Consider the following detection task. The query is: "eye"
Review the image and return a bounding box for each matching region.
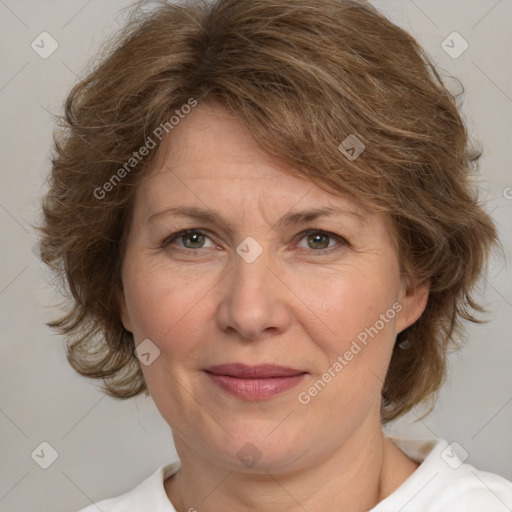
[161,229,347,254]
[295,230,346,253]
[162,229,216,250]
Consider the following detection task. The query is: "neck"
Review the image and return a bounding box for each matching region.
[165,418,418,511]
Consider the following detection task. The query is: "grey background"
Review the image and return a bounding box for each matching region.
[0,1,511,511]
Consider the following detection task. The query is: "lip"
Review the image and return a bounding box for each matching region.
[205,363,306,378]
[204,363,308,400]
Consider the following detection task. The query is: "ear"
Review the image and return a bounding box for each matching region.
[395,276,430,335]
[117,286,133,333]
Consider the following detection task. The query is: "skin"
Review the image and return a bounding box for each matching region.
[119,104,429,511]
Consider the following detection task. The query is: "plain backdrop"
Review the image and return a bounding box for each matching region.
[0,1,511,511]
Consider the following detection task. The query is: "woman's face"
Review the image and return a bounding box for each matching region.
[119,105,427,472]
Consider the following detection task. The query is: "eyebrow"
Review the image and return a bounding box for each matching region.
[148,205,366,231]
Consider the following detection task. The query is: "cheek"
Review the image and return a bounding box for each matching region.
[296,271,400,418]
[314,264,401,352]
[123,270,215,407]
[122,259,209,346]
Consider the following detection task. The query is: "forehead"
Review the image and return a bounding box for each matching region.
[147,105,304,183]
[137,105,367,218]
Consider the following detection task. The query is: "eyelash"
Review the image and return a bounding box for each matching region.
[161,229,347,256]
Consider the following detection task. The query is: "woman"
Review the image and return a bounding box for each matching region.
[39,0,512,510]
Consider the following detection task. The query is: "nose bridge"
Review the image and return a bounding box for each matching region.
[216,237,290,339]
[234,237,271,294]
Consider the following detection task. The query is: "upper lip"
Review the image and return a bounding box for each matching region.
[204,363,307,379]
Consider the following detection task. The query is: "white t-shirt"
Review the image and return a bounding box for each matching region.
[77,437,512,511]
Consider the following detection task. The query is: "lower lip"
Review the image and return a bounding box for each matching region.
[205,372,307,400]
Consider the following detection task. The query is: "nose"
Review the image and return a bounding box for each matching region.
[216,245,292,341]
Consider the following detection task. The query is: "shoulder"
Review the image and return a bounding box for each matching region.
[373,437,512,511]
[75,461,180,512]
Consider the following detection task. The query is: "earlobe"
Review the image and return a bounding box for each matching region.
[396,278,430,335]
[117,287,133,333]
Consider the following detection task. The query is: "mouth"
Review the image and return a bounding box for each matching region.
[204,363,308,400]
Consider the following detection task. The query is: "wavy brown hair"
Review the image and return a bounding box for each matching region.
[38,0,499,422]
